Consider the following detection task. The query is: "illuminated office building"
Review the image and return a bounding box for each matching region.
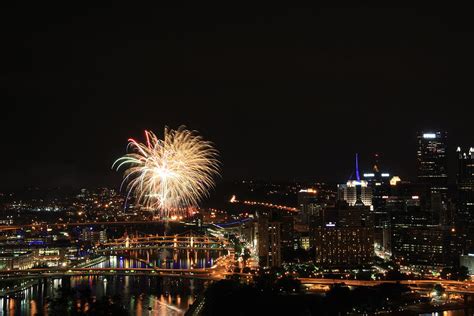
[297,188,324,224]
[456,146,474,251]
[338,154,373,207]
[363,153,391,209]
[256,214,281,267]
[416,131,448,225]
[457,147,474,221]
[363,154,391,250]
[312,204,374,267]
[417,131,448,195]
[460,254,474,275]
[388,195,459,267]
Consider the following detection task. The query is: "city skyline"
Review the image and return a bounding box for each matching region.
[2,5,474,314]
[0,125,471,190]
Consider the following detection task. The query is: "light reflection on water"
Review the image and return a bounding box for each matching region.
[420,310,474,316]
[0,254,215,315]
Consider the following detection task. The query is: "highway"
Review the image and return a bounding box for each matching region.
[298,278,474,294]
[0,220,167,232]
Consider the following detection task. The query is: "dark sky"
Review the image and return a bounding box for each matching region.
[1,4,474,189]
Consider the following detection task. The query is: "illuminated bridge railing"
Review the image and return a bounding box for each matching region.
[0,253,235,281]
[0,267,220,280]
[97,235,233,252]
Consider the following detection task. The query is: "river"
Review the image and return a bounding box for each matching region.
[0,255,216,315]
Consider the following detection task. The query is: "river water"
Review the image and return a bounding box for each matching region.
[7,253,469,315]
[0,255,216,316]
[419,310,474,316]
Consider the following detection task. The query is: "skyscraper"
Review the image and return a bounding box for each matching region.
[456,146,474,251]
[363,153,391,186]
[389,195,450,267]
[457,146,474,219]
[338,154,373,207]
[255,213,282,267]
[417,131,448,224]
[417,131,448,196]
[297,188,322,224]
[363,153,391,252]
[363,153,392,209]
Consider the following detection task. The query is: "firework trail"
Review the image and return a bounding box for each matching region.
[113,127,220,218]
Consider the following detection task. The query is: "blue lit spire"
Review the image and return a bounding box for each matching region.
[355,153,360,181]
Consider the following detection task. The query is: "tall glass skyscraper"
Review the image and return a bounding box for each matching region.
[416,131,448,225]
[457,147,474,225]
[417,131,448,195]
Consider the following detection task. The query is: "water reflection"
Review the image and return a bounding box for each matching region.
[1,256,211,315]
[420,310,474,316]
[112,249,219,270]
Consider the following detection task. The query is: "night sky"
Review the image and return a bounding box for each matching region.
[1,5,474,189]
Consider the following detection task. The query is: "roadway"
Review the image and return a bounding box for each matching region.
[298,278,474,295]
[0,220,168,232]
[0,253,235,282]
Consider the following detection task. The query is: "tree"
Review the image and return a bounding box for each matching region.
[458,266,470,281]
[274,276,302,294]
[282,247,311,263]
[377,282,410,302]
[385,267,407,280]
[242,247,251,266]
[253,269,278,292]
[325,284,352,314]
[441,266,470,281]
[202,279,241,315]
[355,269,372,280]
[433,284,445,296]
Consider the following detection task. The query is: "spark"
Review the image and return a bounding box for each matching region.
[113,127,220,218]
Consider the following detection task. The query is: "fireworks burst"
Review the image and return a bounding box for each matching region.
[113,127,220,218]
